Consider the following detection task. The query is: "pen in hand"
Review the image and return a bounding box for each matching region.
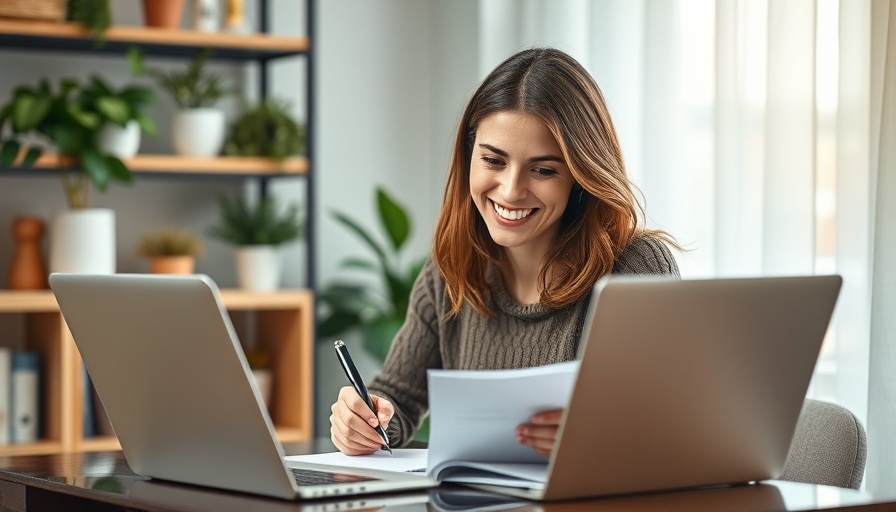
[334,340,393,455]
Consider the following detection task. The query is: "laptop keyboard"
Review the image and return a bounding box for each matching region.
[290,468,378,487]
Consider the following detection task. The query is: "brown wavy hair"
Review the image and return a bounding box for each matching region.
[433,47,672,317]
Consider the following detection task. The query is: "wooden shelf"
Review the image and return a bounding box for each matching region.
[8,154,308,177]
[0,290,57,312]
[0,20,308,61]
[0,440,64,457]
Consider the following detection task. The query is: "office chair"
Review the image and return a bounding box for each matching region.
[779,399,867,489]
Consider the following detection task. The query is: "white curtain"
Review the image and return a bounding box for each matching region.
[476,0,896,491]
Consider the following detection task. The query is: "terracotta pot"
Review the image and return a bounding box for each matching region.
[142,0,185,29]
[149,255,195,274]
[8,216,48,290]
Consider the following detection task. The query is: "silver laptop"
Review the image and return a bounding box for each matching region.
[467,274,841,500]
[49,272,436,500]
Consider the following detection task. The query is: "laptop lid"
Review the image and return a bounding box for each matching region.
[538,274,842,500]
[49,272,434,500]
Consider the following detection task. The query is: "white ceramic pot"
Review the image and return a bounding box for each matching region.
[171,108,225,157]
[235,245,281,292]
[49,208,116,274]
[98,120,141,158]
[251,368,272,408]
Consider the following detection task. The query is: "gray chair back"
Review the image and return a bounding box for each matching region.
[779,399,867,489]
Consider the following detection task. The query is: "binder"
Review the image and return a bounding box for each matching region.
[11,352,39,444]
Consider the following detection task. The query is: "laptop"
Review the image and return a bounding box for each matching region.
[459,274,842,500]
[49,272,437,500]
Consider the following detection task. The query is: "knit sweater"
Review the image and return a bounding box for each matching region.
[367,234,680,446]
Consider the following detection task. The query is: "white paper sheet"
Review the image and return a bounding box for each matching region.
[427,360,579,472]
[285,448,428,473]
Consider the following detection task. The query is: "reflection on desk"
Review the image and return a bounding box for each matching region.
[0,450,894,512]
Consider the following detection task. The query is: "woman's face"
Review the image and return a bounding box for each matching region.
[469,111,576,257]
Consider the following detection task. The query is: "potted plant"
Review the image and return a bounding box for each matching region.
[0,76,139,273]
[137,227,204,274]
[207,194,303,291]
[146,48,234,157]
[80,75,157,158]
[317,187,425,362]
[66,0,112,46]
[223,98,306,164]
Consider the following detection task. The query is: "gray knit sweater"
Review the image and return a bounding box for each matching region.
[368,234,680,446]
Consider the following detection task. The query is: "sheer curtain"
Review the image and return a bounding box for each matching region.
[476,0,896,490]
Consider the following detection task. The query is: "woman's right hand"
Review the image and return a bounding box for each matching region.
[330,386,395,455]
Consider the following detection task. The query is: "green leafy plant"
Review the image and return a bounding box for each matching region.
[67,0,112,46]
[0,77,135,208]
[223,98,306,162]
[80,75,157,136]
[317,187,425,362]
[137,228,204,257]
[207,195,303,246]
[148,49,234,109]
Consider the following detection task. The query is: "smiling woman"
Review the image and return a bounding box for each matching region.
[328,47,681,457]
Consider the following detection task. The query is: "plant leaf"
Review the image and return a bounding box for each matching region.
[105,155,132,183]
[377,187,410,252]
[0,140,20,166]
[331,211,388,270]
[12,91,51,132]
[21,147,42,167]
[128,46,144,76]
[97,96,129,125]
[80,147,109,192]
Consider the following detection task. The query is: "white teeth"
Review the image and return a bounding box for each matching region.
[493,202,533,221]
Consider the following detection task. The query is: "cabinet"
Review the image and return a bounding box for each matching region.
[0,1,316,455]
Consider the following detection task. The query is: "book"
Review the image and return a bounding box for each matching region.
[10,351,40,444]
[288,361,578,490]
[425,361,578,490]
[0,348,10,444]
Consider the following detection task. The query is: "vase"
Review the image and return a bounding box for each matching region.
[251,368,272,408]
[235,245,281,292]
[98,120,141,158]
[171,108,226,157]
[49,209,115,274]
[142,0,185,28]
[7,216,48,290]
[149,255,195,274]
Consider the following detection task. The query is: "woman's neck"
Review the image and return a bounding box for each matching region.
[499,246,549,305]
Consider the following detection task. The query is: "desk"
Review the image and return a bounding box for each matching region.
[0,447,894,512]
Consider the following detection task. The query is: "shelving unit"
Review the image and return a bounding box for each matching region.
[0,289,314,454]
[0,1,317,455]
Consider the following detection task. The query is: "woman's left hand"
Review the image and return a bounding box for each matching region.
[516,409,564,457]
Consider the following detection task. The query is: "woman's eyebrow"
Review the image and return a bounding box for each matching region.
[478,143,564,164]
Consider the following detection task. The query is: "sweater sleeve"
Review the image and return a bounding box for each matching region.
[613,234,681,277]
[367,260,443,447]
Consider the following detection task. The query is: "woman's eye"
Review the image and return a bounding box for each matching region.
[533,167,558,177]
[481,156,504,167]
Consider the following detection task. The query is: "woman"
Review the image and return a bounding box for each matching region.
[330,47,679,456]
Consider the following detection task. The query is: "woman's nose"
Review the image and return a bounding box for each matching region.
[500,168,526,201]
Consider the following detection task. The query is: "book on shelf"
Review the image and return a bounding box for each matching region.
[0,347,9,444]
[10,351,39,444]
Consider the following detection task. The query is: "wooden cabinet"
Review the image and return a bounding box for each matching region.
[0,289,314,455]
[0,2,317,455]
